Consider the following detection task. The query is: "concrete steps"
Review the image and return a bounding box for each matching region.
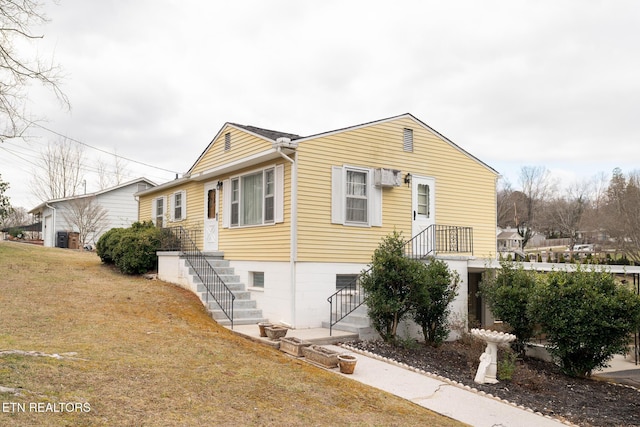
[183,254,266,326]
[322,303,379,340]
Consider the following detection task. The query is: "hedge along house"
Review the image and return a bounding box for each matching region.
[136,113,499,334]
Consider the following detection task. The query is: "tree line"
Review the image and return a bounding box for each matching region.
[498,166,640,263]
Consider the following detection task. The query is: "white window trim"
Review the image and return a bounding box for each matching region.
[171,190,187,222]
[153,196,167,227]
[222,164,284,228]
[331,165,382,227]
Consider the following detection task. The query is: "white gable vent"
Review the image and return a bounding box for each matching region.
[374,168,401,187]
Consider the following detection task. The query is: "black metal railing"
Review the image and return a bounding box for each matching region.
[327,268,369,336]
[327,224,473,335]
[404,224,473,260]
[327,225,473,335]
[160,226,235,328]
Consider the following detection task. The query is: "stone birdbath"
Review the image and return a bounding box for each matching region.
[470,328,516,384]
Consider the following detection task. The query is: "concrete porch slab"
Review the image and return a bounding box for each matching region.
[227,323,359,346]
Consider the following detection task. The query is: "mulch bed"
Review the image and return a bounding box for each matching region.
[349,339,640,427]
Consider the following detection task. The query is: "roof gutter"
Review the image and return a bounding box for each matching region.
[273,138,298,327]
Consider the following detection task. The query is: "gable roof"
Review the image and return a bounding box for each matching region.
[230,124,301,142]
[29,177,156,213]
[295,113,499,176]
[185,123,301,177]
[176,113,499,187]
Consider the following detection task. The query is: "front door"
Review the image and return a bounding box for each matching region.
[203,182,219,251]
[411,175,436,256]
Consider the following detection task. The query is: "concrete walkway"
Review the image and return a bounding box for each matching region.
[231,325,626,426]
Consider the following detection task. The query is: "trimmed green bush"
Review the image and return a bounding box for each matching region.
[360,231,426,342]
[96,227,125,264]
[360,230,459,346]
[96,221,162,275]
[479,262,538,355]
[412,259,459,347]
[528,267,640,377]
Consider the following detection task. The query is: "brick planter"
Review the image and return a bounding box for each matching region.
[279,337,311,357]
[301,345,340,368]
[264,326,288,340]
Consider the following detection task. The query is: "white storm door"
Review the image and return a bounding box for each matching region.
[411,176,436,257]
[203,182,219,251]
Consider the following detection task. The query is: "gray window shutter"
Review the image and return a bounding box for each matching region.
[222,179,230,228]
[370,170,382,227]
[331,166,344,224]
[275,164,285,223]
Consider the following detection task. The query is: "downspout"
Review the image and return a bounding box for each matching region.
[275,144,298,328]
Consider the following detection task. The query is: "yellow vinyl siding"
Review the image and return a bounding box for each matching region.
[191,126,274,175]
[217,160,291,262]
[296,117,497,263]
[138,181,205,247]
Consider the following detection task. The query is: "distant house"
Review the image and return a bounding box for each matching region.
[137,113,500,335]
[29,178,155,248]
[497,227,524,254]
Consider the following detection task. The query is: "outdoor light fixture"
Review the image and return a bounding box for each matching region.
[216,181,223,190]
[404,173,412,187]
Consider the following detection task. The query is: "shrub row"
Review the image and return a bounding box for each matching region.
[96,221,163,275]
[481,261,640,377]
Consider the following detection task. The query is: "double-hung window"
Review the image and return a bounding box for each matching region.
[346,170,368,223]
[153,196,166,227]
[332,165,382,227]
[226,166,283,227]
[172,191,186,221]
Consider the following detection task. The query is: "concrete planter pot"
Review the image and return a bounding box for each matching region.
[264,326,288,340]
[257,322,273,337]
[337,354,358,374]
[279,337,311,357]
[302,345,340,368]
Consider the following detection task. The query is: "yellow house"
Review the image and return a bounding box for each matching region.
[137,113,499,332]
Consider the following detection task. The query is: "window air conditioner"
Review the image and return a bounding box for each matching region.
[374,168,401,187]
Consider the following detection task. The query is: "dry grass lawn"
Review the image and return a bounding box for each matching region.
[0,242,464,426]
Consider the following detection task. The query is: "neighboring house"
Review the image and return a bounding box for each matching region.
[137,113,499,333]
[30,178,155,248]
[497,227,524,254]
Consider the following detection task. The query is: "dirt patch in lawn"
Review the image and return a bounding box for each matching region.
[0,242,462,426]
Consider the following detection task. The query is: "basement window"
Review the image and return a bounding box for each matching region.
[251,272,265,288]
[336,274,358,290]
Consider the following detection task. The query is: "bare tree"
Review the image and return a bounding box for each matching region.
[0,0,69,141]
[1,205,27,227]
[496,178,515,228]
[30,137,85,200]
[61,196,109,248]
[547,182,589,250]
[516,166,557,248]
[603,168,640,264]
[96,150,129,189]
[0,174,11,221]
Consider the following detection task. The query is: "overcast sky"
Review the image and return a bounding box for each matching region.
[2,0,639,210]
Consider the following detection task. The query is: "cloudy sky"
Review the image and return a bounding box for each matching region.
[2,0,639,209]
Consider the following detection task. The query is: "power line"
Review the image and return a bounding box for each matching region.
[28,121,182,175]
